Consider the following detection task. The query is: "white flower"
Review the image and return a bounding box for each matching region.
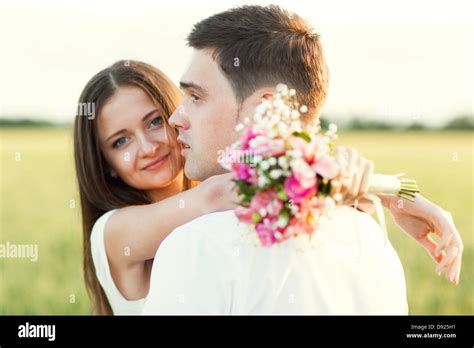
[278,156,289,169]
[288,149,303,158]
[260,160,270,171]
[269,169,283,179]
[255,101,271,115]
[259,208,267,217]
[291,110,300,120]
[276,83,288,93]
[290,121,302,132]
[258,175,270,187]
[273,99,284,109]
[299,105,308,113]
[278,122,288,134]
[268,130,277,138]
[290,204,299,214]
[289,89,296,96]
[235,123,244,132]
[268,157,277,166]
[328,123,338,133]
[277,214,289,228]
[270,114,281,124]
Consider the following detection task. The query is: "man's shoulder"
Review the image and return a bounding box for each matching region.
[159,210,248,253]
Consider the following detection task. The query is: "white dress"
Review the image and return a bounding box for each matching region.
[90,209,146,315]
[142,205,408,315]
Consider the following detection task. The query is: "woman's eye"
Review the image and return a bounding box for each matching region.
[149,116,164,129]
[191,94,200,102]
[113,137,128,148]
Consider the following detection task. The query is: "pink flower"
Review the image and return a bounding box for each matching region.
[288,136,318,163]
[250,189,283,217]
[287,216,318,237]
[284,175,317,204]
[235,206,253,224]
[291,159,316,189]
[255,218,283,246]
[311,156,340,180]
[233,163,258,184]
[240,127,261,151]
[256,138,286,157]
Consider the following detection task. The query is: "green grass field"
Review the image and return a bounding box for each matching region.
[0,127,473,314]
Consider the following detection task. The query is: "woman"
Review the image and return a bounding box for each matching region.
[74,60,238,315]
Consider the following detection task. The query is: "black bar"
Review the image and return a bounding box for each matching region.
[0,315,472,346]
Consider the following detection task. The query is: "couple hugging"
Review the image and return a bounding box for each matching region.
[73,5,463,315]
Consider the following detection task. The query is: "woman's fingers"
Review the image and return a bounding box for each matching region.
[418,235,443,263]
[435,228,454,257]
[434,210,458,253]
[432,209,463,284]
[349,156,363,199]
[356,160,374,201]
[436,236,461,279]
[341,148,356,197]
[444,234,463,284]
[353,197,376,214]
[447,247,462,285]
[333,146,375,207]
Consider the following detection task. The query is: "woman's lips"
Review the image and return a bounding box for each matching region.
[143,154,169,171]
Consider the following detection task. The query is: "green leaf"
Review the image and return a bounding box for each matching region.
[234,179,256,197]
[252,212,262,224]
[293,131,311,143]
[278,190,288,201]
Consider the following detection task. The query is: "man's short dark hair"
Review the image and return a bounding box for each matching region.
[187,5,329,123]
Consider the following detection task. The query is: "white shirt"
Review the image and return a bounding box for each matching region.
[142,205,408,315]
[90,209,146,315]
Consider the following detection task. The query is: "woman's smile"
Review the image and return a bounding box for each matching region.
[142,154,170,171]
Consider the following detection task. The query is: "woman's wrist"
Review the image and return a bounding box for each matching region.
[378,194,395,209]
[197,176,221,214]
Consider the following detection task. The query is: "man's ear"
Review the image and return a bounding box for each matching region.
[260,91,274,102]
[238,88,275,122]
[258,89,274,103]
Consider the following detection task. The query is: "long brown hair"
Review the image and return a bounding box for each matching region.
[73,60,191,315]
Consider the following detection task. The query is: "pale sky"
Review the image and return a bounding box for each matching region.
[0,0,472,126]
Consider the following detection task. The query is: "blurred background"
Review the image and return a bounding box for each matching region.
[0,0,472,314]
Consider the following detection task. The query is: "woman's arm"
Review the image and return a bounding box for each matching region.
[104,173,237,267]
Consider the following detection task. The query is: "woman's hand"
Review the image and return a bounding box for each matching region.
[200,172,240,212]
[379,194,463,285]
[331,146,375,209]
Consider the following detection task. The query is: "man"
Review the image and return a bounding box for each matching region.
[142,5,462,314]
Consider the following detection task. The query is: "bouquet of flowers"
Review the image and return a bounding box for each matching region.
[219,84,420,247]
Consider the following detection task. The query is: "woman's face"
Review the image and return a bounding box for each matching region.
[97,86,182,192]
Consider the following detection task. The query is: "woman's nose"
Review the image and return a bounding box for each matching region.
[137,135,159,157]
